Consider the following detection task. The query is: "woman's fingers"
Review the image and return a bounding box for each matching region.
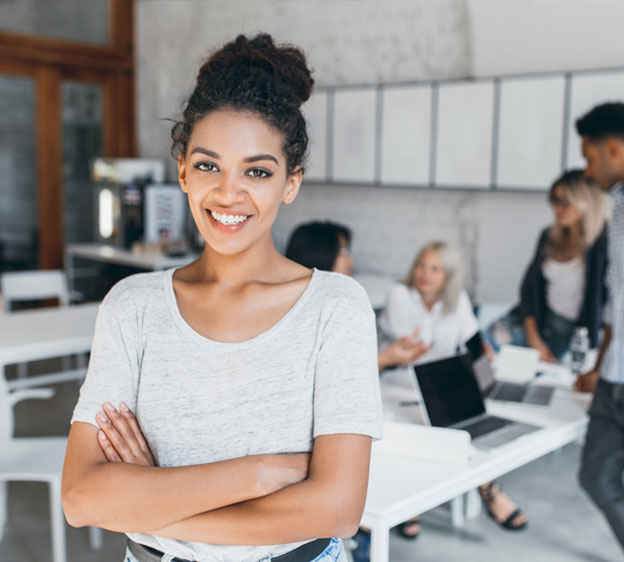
[96,410,135,462]
[97,404,154,466]
[119,402,155,464]
[97,430,122,462]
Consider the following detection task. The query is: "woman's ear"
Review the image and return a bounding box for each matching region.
[178,154,189,193]
[282,168,303,205]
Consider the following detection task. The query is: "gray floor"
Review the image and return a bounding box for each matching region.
[1,370,622,562]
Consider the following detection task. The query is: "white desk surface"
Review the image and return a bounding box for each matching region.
[66,243,197,271]
[0,303,99,365]
[363,375,591,562]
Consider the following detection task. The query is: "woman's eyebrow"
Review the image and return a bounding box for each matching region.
[190,147,220,158]
[244,154,279,165]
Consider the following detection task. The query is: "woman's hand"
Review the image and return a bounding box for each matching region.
[574,369,600,393]
[527,336,556,363]
[95,402,310,494]
[96,402,155,466]
[255,453,311,496]
[378,330,432,371]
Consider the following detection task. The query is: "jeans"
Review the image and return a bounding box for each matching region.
[485,307,575,359]
[579,379,624,551]
[124,539,347,562]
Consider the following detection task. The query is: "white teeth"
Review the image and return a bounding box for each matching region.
[210,210,249,225]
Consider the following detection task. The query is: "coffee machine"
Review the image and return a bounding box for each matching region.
[92,158,166,248]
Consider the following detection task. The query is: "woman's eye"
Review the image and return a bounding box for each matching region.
[247,168,272,179]
[194,161,218,172]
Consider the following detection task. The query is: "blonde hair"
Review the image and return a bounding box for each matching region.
[548,169,612,257]
[404,240,464,313]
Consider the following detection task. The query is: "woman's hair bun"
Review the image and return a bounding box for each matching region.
[198,33,314,107]
[172,33,314,173]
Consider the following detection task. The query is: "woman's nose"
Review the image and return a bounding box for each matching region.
[215,172,244,202]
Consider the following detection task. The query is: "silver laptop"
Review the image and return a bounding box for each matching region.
[413,354,540,449]
[466,332,555,407]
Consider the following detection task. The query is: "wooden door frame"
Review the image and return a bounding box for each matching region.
[0,0,135,269]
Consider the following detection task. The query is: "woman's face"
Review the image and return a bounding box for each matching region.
[178,109,302,256]
[550,184,582,228]
[332,234,353,276]
[412,250,446,300]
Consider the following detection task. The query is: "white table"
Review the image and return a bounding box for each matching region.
[363,376,591,562]
[0,303,99,389]
[65,243,197,297]
[0,303,102,562]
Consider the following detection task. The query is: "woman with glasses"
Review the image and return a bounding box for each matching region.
[487,169,610,361]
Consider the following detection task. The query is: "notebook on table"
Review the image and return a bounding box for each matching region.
[413,354,540,450]
[466,332,555,407]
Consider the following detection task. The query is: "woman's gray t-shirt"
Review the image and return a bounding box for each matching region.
[71,268,383,562]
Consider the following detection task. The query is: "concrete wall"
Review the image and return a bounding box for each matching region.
[135,0,571,304]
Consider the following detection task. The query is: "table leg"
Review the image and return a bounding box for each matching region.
[369,524,390,562]
[49,479,67,562]
[451,494,465,528]
[465,488,481,520]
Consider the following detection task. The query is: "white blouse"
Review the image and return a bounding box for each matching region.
[542,257,585,321]
[378,283,479,363]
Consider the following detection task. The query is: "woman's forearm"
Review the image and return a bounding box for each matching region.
[63,454,264,532]
[151,435,371,545]
[523,316,542,345]
[62,422,304,532]
[154,467,361,544]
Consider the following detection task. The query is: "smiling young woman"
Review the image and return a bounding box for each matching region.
[61,34,382,562]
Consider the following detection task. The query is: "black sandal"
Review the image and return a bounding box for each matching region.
[396,517,421,540]
[478,482,528,531]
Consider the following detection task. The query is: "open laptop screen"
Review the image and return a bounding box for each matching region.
[414,354,486,428]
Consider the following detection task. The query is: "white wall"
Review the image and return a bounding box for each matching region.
[469,0,624,77]
[136,0,573,304]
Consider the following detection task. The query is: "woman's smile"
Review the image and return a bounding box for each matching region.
[207,209,253,232]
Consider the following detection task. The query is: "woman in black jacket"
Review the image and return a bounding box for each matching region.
[488,170,610,361]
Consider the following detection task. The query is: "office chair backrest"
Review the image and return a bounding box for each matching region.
[1,270,70,313]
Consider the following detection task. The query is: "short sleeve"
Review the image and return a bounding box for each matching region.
[70,298,141,427]
[313,286,383,440]
[378,283,414,342]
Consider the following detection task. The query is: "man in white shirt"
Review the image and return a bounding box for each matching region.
[576,102,624,551]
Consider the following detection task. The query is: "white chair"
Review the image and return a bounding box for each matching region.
[0,270,87,385]
[0,374,103,562]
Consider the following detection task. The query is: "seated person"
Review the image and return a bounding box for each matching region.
[285,221,429,371]
[486,169,610,362]
[378,240,478,363]
[378,240,528,540]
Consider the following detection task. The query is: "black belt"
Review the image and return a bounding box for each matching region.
[127,537,332,562]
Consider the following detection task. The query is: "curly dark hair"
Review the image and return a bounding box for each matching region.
[575,102,624,142]
[171,33,314,174]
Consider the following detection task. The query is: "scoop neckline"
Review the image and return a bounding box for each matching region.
[163,267,319,348]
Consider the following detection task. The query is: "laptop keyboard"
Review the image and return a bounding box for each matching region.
[461,416,513,439]
[525,385,555,406]
[490,382,526,402]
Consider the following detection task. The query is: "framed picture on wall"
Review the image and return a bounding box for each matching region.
[331,87,377,184]
[496,75,565,190]
[379,84,432,186]
[435,80,495,189]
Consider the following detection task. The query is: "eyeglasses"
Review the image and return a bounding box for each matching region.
[549,195,571,208]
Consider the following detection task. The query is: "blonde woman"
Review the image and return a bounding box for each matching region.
[379,241,528,536]
[379,240,478,363]
[488,169,610,362]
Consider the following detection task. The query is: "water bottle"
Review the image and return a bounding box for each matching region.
[570,327,590,375]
